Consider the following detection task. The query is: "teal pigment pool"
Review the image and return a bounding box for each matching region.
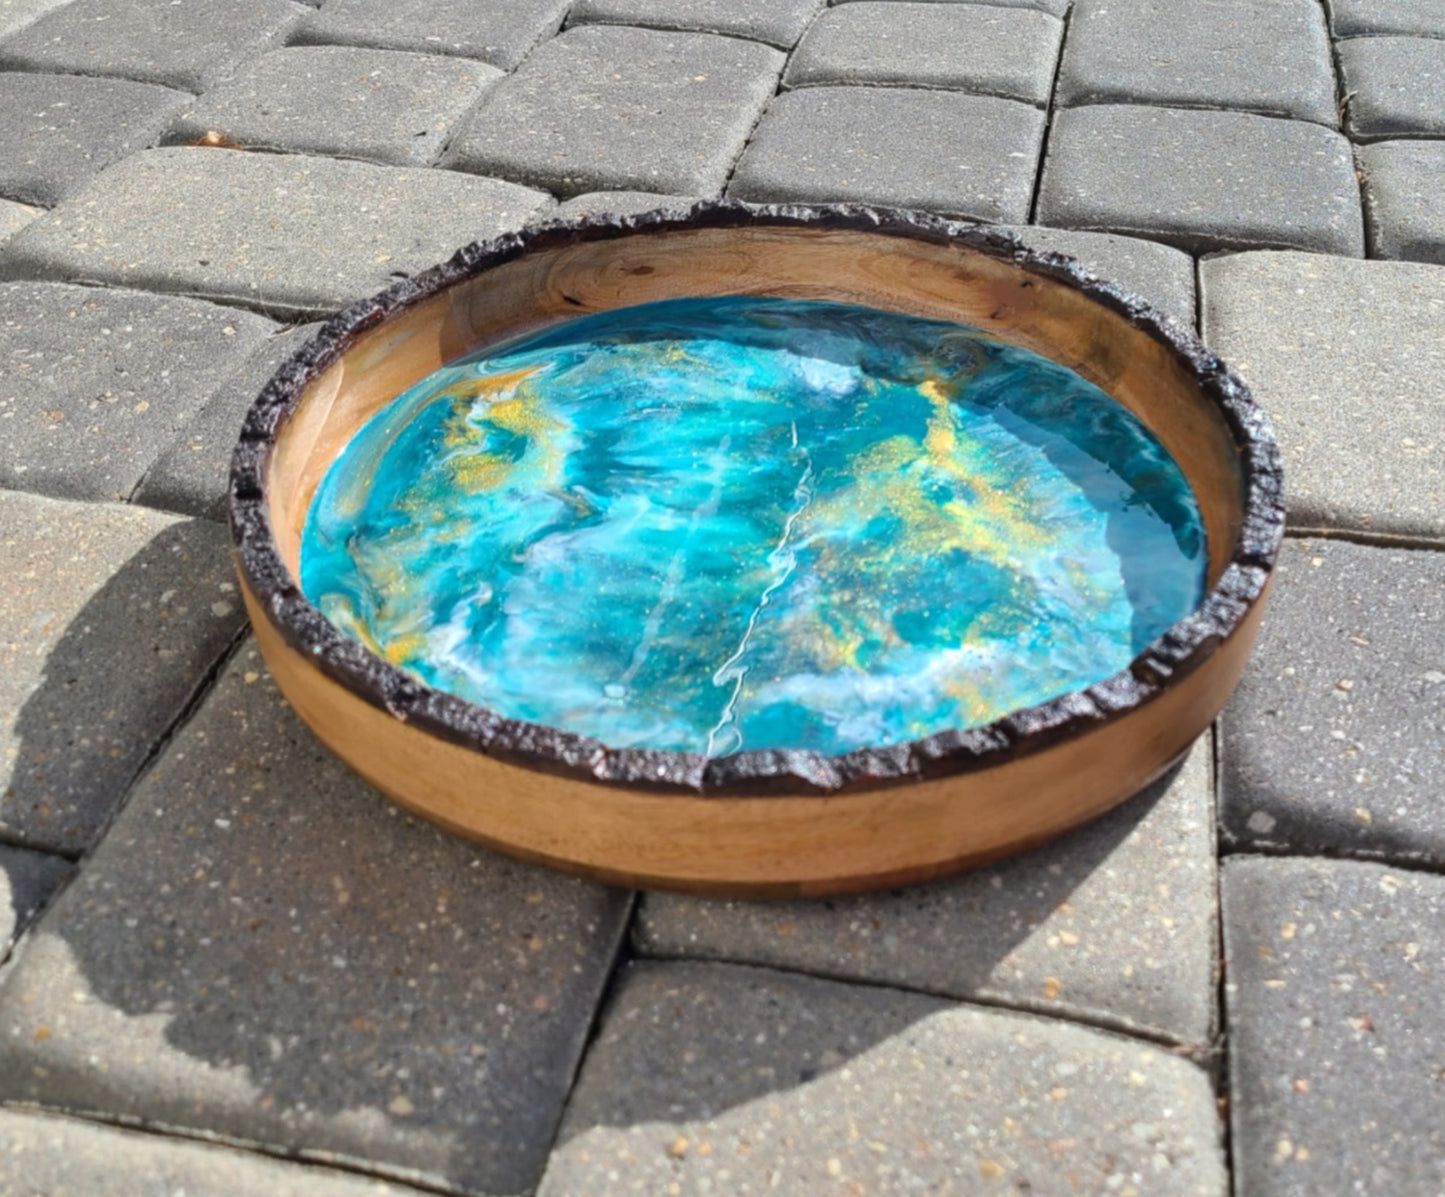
[300,296,1206,757]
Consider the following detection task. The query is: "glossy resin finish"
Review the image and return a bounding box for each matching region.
[301,297,1206,757]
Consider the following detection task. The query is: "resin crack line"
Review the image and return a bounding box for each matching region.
[706,441,814,757]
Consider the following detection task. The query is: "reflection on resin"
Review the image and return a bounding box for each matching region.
[301,297,1206,756]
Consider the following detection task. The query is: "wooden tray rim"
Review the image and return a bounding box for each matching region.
[230,200,1284,797]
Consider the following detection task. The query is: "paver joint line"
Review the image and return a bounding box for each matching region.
[1218,841,1445,881]
[1283,527,1445,552]
[1055,96,1347,132]
[636,943,1225,1055]
[1026,1,1071,223]
[0,1103,490,1196]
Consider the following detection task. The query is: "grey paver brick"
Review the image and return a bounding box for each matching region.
[568,0,825,49]
[1057,0,1336,126]
[133,323,322,523]
[165,47,502,168]
[0,843,71,952]
[0,641,633,1195]
[0,281,275,502]
[0,73,188,208]
[997,223,1197,327]
[1219,539,1445,866]
[1340,36,1445,140]
[295,0,571,71]
[443,26,783,199]
[639,744,1217,1044]
[0,198,39,247]
[1223,856,1445,1196]
[0,0,68,39]
[1326,0,1445,37]
[0,492,245,854]
[0,1109,425,1196]
[833,0,1070,17]
[1201,251,1445,538]
[549,189,697,220]
[1037,105,1364,256]
[1359,140,1445,265]
[729,86,1044,221]
[0,0,306,93]
[0,147,551,319]
[539,960,1226,1195]
[784,1,1062,104]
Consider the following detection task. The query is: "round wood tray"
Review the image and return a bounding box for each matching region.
[231,202,1284,897]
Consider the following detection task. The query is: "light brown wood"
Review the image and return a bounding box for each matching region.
[242,573,1267,897]
[242,214,1278,896]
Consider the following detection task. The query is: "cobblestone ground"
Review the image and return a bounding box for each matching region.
[0,1,1441,1194]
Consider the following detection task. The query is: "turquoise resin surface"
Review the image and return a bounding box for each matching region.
[301,296,1206,757]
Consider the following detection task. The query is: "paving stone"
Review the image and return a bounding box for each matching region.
[0,843,71,952]
[0,198,39,247]
[0,0,69,39]
[1359,140,1445,266]
[568,0,824,49]
[295,0,571,71]
[0,147,551,320]
[133,323,322,523]
[1223,856,1445,1195]
[550,190,696,221]
[997,223,1197,326]
[0,0,306,93]
[443,26,783,199]
[0,641,633,1195]
[832,0,1071,18]
[639,744,1216,1044]
[539,960,1226,1195]
[1326,0,1445,37]
[1037,105,1363,256]
[1219,539,1445,866]
[1340,36,1445,141]
[0,493,245,855]
[165,47,502,169]
[0,73,187,209]
[729,86,1044,221]
[783,1,1061,104]
[1057,0,1336,126]
[0,1109,425,1196]
[1201,252,1445,538]
[0,281,275,502]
